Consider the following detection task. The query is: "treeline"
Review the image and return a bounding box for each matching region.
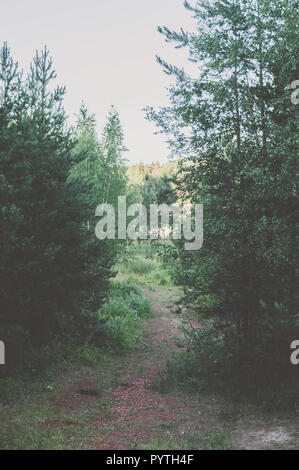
[148,0,299,401]
[0,44,127,370]
[126,161,178,214]
[127,161,176,185]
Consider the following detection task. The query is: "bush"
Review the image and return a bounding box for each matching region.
[154,318,299,411]
[95,280,151,351]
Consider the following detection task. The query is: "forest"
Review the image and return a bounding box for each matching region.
[0,0,298,451]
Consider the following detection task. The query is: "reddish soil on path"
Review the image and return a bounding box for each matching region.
[92,286,204,450]
[1,283,298,450]
[49,285,299,450]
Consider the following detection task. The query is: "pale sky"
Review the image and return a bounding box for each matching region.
[0,0,198,164]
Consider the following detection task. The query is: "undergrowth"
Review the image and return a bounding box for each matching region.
[0,279,150,404]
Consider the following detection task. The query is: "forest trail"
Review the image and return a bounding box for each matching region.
[1,282,298,450]
[91,284,203,450]
[50,283,298,450]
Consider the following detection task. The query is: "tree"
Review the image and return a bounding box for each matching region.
[0,44,129,368]
[0,45,85,351]
[69,104,128,314]
[147,0,299,392]
[141,174,176,210]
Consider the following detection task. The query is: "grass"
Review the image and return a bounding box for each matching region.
[0,272,153,450]
[0,343,104,404]
[117,257,157,275]
[117,260,172,289]
[116,242,173,287]
[0,410,99,450]
[0,279,152,405]
[0,352,118,449]
[139,431,234,450]
[0,278,151,405]
[1,246,297,450]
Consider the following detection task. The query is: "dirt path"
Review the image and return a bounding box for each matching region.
[91,285,204,450]
[4,282,297,450]
[49,283,298,450]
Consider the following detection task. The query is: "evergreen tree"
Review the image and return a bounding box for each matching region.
[0,45,85,350]
[147,0,299,391]
[0,44,128,366]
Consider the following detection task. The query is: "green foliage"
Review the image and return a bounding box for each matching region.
[0,342,103,403]
[141,174,176,210]
[95,280,151,351]
[0,44,82,349]
[140,431,234,450]
[118,257,157,275]
[147,0,299,400]
[154,316,299,410]
[0,44,128,370]
[0,277,150,401]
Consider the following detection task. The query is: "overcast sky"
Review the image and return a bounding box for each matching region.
[1,0,198,164]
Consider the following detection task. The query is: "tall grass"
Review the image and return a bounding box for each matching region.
[116,242,173,287]
[96,279,151,351]
[126,243,156,259]
[118,257,157,275]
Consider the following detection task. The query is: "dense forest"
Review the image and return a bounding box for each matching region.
[0,0,298,451]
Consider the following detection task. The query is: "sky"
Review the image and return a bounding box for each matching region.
[0,0,198,164]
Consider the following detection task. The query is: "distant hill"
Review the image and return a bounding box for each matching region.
[126,161,177,185]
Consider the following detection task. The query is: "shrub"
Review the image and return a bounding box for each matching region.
[95,280,151,351]
[154,318,299,411]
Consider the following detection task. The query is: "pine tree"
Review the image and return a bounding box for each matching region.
[0,45,128,363]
